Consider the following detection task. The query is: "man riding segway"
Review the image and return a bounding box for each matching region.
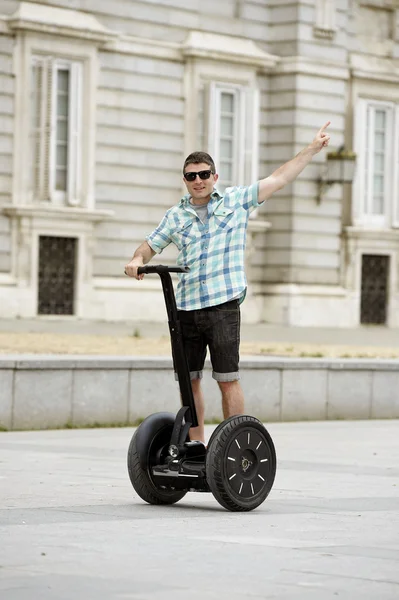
[125,122,331,444]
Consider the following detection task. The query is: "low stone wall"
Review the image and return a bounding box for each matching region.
[0,356,398,431]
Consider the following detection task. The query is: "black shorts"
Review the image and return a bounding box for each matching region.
[175,299,241,382]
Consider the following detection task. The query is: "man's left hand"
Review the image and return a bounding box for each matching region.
[311,121,331,154]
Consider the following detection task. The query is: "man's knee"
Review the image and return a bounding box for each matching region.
[191,378,202,392]
[217,380,240,392]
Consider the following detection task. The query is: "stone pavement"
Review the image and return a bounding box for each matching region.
[1,420,398,599]
[0,317,399,348]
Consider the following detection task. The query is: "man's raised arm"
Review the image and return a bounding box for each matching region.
[257,121,331,204]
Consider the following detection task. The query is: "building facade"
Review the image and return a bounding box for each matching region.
[0,0,398,327]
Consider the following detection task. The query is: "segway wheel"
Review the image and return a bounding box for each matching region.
[127,413,187,505]
[206,415,276,512]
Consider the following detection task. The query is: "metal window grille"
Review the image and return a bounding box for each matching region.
[360,254,389,325]
[38,236,77,315]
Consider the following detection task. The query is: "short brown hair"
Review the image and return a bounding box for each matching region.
[183,151,216,174]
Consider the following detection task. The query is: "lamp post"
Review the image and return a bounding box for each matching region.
[317,148,356,204]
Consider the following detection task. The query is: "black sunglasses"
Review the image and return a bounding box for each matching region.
[183,169,214,182]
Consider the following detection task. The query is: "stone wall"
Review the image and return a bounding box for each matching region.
[1,355,398,431]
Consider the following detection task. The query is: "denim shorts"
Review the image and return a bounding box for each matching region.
[175,299,241,382]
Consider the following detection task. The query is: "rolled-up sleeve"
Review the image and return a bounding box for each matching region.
[146,213,172,254]
[233,182,260,212]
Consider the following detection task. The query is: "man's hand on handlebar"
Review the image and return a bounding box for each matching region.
[125,260,190,279]
[124,259,144,280]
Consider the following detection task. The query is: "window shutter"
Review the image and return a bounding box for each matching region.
[383,106,394,225]
[31,57,53,202]
[197,83,206,151]
[31,56,83,207]
[393,105,399,228]
[205,81,218,163]
[47,60,56,202]
[67,62,82,206]
[353,99,396,227]
[31,59,43,200]
[353,98,366,224]
[243,87,260,186]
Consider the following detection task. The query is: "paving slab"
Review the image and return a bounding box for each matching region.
[0,420,398,599]
[1,317,399,348]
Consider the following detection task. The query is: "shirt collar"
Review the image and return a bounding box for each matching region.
[180,188,222,205]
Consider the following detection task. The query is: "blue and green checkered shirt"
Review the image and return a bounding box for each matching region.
[146,183,261,311]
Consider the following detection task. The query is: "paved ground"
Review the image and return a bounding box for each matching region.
[1,420,398,599]
[1,317,399,346]
[1,318,399,357]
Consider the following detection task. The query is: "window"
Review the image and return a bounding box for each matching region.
[360,254,390,325]
[38,236,77,315]
[204,82,259,193]
[30,56,82,206]
[354,99,399,228]
[212,87,241,189]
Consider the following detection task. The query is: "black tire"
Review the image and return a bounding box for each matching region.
[127,413,187,505]
[207,415,237,449]
[206,415,276,512]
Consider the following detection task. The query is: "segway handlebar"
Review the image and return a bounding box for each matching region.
[135,263,196,426]
[137,265,190,275]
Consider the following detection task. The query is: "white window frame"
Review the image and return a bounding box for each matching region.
[12,31,98,211]
[49,58,82,207]
[206,81,259,192]
[31,56,83,207]
[353,98,398,229]
[209,83,244,189]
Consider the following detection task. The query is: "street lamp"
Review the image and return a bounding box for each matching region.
[317,147,356,204]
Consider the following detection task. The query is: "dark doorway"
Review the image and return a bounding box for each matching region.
[360,254,389,325]
[38,236,77,315]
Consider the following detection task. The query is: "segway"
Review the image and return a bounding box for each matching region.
[127,265,276,511]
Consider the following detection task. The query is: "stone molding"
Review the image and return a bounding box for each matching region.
[276,55,350,80]
[182,31,279,70]
[313,0,337,41]
[6,1,116,44]
[2,205,114,223]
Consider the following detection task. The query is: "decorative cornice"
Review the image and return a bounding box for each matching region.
[275,55,350,80]
[248,219,271,233]
[2,205,114,222]
[260,283,347,297]
[103,35,181,62]
[344,226,399,241]
[313,25,336,41]
[6,1,117,44]
[313,0,337,41]
[1,10,279,70]
[0,16,8,34]
[0,273,16,286]
[350,52,399,83]
[182,31,279,70]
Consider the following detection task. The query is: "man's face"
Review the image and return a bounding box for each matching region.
[183,162,219,202]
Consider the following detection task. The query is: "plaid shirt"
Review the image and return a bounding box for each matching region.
[146,183,261,310]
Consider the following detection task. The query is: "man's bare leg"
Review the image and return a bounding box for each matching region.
[189,378,205,443]
[218,380,245,419]
[188,379,243,444]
